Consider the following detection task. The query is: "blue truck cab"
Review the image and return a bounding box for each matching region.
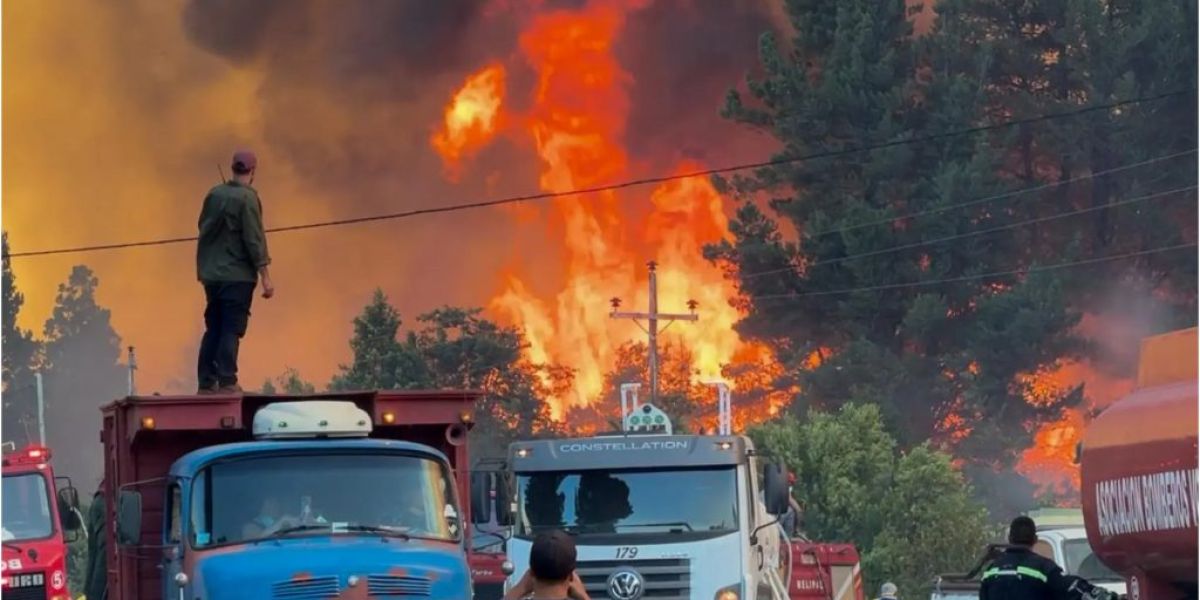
[102,392,481,600]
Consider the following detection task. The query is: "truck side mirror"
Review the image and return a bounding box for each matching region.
[117,490,144,545]
[763,463,789,516]
[57,487,82,530]
[470,472,493,524]
[494,473,514,527]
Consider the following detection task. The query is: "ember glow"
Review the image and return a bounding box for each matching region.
[430,63,507,177]
[1017,359,1135,496]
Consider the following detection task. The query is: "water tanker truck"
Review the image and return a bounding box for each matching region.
[100,390,487,600]
[1080,327,1198,600]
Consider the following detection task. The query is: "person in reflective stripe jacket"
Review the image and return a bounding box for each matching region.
[980,516,1077,600]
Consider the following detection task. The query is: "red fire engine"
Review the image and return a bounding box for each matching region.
[1,445,83,600]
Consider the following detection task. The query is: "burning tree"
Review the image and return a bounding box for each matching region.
[714,0,1084,467]
[712,0,1196,503]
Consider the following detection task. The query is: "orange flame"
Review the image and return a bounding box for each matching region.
[1016,359,1135,496]
[430,63,506,178]
[486,3,754,417]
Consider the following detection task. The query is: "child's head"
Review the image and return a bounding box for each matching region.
[529,529,577,584]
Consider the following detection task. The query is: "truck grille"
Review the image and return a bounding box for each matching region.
[271,576,339,600]
[473,581,504,600]
[367,574,432,597]
[576,558,691,600]
[4,571,47,600]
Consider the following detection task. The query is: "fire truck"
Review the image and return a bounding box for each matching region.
[786,542,864,600]
[100,390,492,600]
[1,444,83,600]
[487,385,838,600]
[1080,327,1198,600]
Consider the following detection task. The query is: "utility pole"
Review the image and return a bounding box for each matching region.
[127,346,138,396]
[609,261,698,404]
[35,372,45,445]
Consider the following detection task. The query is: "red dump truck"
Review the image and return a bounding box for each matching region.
[99,390,503,600]
[1080,327,1198,600]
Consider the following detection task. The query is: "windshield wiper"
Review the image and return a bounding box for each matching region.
[617,522,694,532]
[2,541,24,553]
[257,523,331,542]
[341,524,411,540]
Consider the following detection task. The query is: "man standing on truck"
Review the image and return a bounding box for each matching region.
[981,516,1110,600]
[196,149,273,393]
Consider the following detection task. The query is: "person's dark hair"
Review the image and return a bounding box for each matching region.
[529,529,576,583]
[1009,516,1037,546]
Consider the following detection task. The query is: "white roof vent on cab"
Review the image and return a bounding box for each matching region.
[253,401,373,440]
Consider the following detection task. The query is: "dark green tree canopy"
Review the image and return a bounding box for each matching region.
[709,0,1195,474]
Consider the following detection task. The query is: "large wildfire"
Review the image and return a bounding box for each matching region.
[432,2,776,420]
[5,0,1139,491]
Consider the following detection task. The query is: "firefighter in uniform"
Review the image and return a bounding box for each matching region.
[981,516,1112,600]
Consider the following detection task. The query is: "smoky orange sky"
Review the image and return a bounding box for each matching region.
[2,0,778,397]
[5,1,1154,496]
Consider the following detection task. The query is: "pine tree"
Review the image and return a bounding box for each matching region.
[329,289,430,391]
[42,265,125,485]
[2,233,41,446]
[928,0,1198,326]
[711,0,1086,469]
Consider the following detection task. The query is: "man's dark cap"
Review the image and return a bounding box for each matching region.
[232,150,257,174]
[1009,515,1037,546]
[529,529,576,582]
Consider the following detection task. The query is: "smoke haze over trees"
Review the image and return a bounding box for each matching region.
[1,260,127,486]
[3,232,42,447]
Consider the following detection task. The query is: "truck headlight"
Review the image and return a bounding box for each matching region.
[715,584,740,600]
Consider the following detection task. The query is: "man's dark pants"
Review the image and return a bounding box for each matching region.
[198,281,256,389]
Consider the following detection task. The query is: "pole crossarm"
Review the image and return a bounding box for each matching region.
[610,311,698,321]
[608,261,700,403]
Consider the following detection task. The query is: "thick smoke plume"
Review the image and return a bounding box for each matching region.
[4,1,776,475]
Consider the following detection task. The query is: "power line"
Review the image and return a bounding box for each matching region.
[741,184,1196,279]
[800,148,1197,242]
[749,243,1197,301]
[6,89,1192,260]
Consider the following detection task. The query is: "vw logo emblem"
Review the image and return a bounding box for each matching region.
[606,569,644,600]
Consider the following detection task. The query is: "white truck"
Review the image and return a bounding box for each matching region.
[1033,526,1126,596]
[930,510,1124,599]
[494,389,794,600]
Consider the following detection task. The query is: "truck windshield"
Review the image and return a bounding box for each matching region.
[191,452,459,547]
[1062,539,1123,582]
[516,467,737,538]
[1,473,54,542]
